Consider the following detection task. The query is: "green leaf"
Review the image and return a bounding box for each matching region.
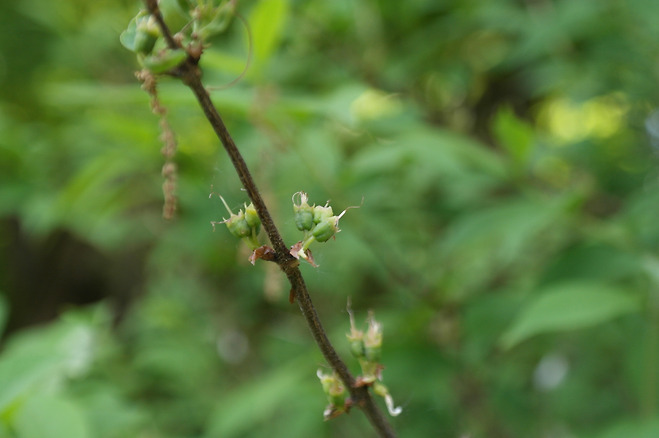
[439,195,571,264]
[204,359,305,438]
[596,417,659,438]
[492,106,534,169]
[159,0,191,33]
[196,1,236,40]
[119,15,139,52]
[0,317,96,414]
[14,394,89,438]
[249,0,289,75]
[121,12,160,55]
[500,282,641,349]
[76,388,146,438]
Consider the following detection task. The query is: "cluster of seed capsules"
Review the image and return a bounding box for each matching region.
[214,194,401,419]
[290,192,351,265]
[317,308,402,420]
[213,191,351,267]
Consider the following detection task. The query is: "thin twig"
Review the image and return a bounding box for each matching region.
[144,0,180,50]
[142,2,396,436]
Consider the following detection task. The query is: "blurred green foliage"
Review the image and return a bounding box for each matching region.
[1,0,659,436]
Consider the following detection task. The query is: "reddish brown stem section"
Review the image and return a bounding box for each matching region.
[142,1,396,437]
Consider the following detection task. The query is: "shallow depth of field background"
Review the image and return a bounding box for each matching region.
[1,0,659,437]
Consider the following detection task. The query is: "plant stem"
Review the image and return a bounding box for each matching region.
[142,1,397,436]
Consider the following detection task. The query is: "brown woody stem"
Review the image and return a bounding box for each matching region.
[142,2,396,436]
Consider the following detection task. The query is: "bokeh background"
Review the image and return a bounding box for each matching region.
[1,0,659,437]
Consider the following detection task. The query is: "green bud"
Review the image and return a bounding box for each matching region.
[216,195,259,240]
[347,301,365,357]
[133,28,159,55]
[311,217,339,242]
[195,0,236,41]
[318,370,345,395]
[244,203,260,231]
[120,11,160,55]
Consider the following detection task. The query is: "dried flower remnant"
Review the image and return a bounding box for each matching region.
[374,382,403,417]
[135,69,179,219]
[248,245,276,265]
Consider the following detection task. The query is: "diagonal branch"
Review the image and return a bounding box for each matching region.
[142,2,396,437]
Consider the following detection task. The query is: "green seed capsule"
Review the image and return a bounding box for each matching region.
[295,208,314,231]
[330,392,346,408]
[293,192,315,231]
[350,339,365,359]
[313,204,334,224]
[311,217,338,242]
[225,211,251,238]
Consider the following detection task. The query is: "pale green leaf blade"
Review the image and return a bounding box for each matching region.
[0,318,96,413]
[119,15,138,52]
[500,282,640,349]
[249,0,289,75]
[14,395,90,438]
